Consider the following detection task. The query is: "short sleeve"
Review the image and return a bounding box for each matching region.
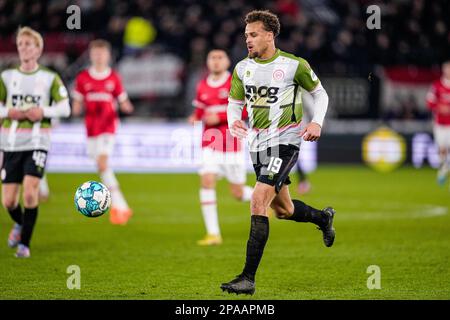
[0,73,7,103]
[50,74,69,103]
[72,74,85,101]
[426,82,438,109]
[229,67,245,101]
[113,72,128,102]
[294,58,320,92]
[192,82,205,109]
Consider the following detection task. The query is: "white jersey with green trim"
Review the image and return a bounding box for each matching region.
[228,49,320,152]
[0,66,68,151]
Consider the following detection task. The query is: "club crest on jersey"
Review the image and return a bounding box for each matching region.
[59,86,68,98]
[310,69,318,81]
[246,70,251,77]
[219,89,229,99]
[105,80,115,91]
[273,69,285,81]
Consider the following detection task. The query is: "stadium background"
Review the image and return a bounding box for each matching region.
[0,0,448,172]
[0,0,449,300]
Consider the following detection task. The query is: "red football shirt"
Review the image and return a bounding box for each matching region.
[73,68,128,137]
[426,78,450,125]
[193,72,247,152]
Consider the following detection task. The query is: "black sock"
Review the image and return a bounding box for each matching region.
[242,215,269,282]
[7,205,23,225]
[289,200,326,226]
[20,207,38,247]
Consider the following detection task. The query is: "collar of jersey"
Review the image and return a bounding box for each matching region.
[254,49,280,64]
[89,67,112,80]
[16,65,41,75]
[206,71,230,88]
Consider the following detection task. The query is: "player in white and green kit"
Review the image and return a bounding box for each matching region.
[0,27,70,258]
[221,11,336,295]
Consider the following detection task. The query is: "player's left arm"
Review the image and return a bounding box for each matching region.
[295,58,329,142]
[0,72,7,119]
[204,108,227,126]
[26,74,71,122]
[114,72,134,114]
[228,66,247,138]
[118,98,134,114]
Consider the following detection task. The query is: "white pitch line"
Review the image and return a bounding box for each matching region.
[329,204,448,221]
[126,204,448,224]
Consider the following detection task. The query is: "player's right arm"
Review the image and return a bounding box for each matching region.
[0,71,26,120]
[228,65,247,139]
[425,81,450,115]
[426,82,438,111]
[189,83,205,124]
[71,74,85,117]
[72,99,83,117]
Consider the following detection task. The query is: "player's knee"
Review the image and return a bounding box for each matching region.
[201,175,216,189]
[271,203,294,219]
[2,196,18,210]
[23,189,38,207]
[230,185,243,200]
[201,180,215,189]
[274,208,291,219]
[97,158,108,173]
[251,194,267,214]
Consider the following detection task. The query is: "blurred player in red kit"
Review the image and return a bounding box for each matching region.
[72,40,134,225]
[426,60,450,187]
[189,49,253,245]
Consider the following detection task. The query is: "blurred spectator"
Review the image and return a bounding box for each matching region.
[0,0,448,72]
[123,16,157,55]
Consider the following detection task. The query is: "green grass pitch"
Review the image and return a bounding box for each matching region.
[0,165,449,299]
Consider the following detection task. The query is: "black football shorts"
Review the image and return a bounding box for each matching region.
[1,150,48,183]
[250,144,300,193]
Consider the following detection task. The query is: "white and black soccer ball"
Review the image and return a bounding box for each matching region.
[74,181,111,217]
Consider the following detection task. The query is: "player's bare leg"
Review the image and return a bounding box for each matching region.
[296,165,311,195]
[437,147,449,186]
[447,148,450,190]
[97,154,132,225]
[2,183,22,248]
[38,174,50,202]
[229,183,253,202]
[198,173,222,245]
[15,175,41,258]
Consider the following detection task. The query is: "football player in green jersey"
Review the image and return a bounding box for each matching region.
[221,10,336,295]
[0,27,70,258]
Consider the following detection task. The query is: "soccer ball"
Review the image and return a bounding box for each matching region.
[74,181,111,217]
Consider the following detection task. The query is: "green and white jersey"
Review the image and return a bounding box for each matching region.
[0,66,68,151]
[229,49,320,152]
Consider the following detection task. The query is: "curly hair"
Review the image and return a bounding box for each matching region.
[245,10,280,37]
